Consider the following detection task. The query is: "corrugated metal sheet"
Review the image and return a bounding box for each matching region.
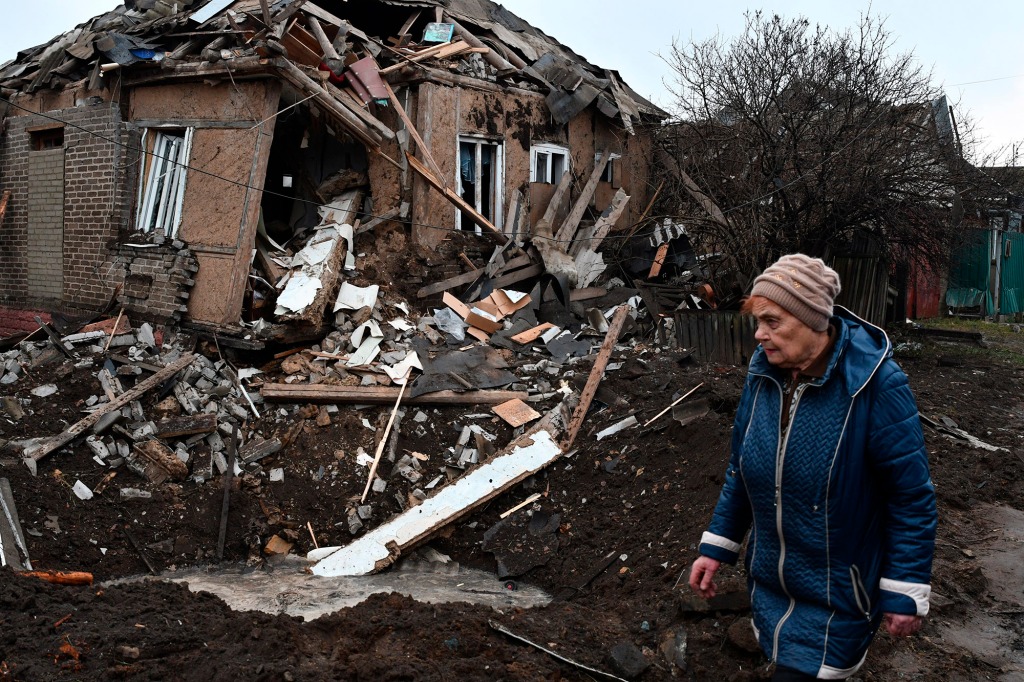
[673,311,757,366]
[947,229,994,316]
[830,256,889,326]
[1000,232,1024,315]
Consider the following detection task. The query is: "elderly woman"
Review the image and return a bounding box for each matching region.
[689,254,936,681]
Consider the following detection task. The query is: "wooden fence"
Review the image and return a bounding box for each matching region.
[673,311,758,366]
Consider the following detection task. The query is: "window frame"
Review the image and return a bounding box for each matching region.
[456,134,504,233]
[530,142,570,184]
[135,127,193,238]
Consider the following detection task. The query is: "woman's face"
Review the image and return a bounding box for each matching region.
[751,298,825,371]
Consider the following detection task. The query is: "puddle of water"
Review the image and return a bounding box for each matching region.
[114,554,551,621]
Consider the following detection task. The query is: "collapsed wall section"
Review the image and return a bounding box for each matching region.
[111,240,199,324]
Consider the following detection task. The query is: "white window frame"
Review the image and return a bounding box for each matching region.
[456,134,504,233]
[597,151,622,185]
[136,127,193,237]
[530,142,570,184]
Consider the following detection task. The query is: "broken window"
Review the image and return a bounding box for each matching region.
[136,128,193,237]
[458,135,503,232]
[530,143,569,184]
[29,126,64,151]
[597,152,622,186]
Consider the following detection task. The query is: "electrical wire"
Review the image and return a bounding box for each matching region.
[0,92,663,245]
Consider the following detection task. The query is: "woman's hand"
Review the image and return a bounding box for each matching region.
[689,556,722,599]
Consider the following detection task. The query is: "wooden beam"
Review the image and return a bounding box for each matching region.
[538,168,573,233]
[354,206,401,235]
[311,418,563,576]
[306,15,342,65]
[569,189,630,258]
[23,353,196,474]
[443,15,518,72]
[261,384,526,405]
[378,40,456,75]
[154,413,218,439]
[258,0,273,28]
[415,254,533,298]
[272,58,384,148]
[398,10,421,36]
[562,305,630,450]
[384,81,445,182]
[648,243,669,278]
[554,148,609,244]
[405,152,509,245]
[300,1,344,28]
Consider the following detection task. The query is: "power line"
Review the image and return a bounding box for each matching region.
[0,94,660,246]
[948,73,1024,87]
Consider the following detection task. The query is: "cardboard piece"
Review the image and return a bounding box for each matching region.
[492,399,541,428]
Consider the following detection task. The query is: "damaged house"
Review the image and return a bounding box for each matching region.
[0,0,664,340]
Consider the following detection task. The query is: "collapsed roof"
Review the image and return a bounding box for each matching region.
[0,0,665,130]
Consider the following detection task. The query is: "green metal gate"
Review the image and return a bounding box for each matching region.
[1000,232,1024,315]
[947,229,1024,316]
[947,229,994,316]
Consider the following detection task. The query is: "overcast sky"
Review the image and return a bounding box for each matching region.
[2,0,1020,162]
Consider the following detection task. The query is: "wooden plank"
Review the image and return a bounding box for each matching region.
[300,1,344,28]
[562,305,631,450]
[258,0,273,27]
[398,10,421,36]
[405,153,508,245]
[570,287,606,302]
[554,148,609,245]
[378,40,457,75]
[23,353,196,474]
[490,263,543,289]
[154,413,218,439]
[492,398,541,428]
[510,322,556,345]
[648,243,669,278]
[572,189,629,257]
[260,384,526,405]
[503,187,522,237]
[33,316,73,359]
[306,16,340,60]
[539,169,573,232]
[354,206,401,235]
[416,254,533,298]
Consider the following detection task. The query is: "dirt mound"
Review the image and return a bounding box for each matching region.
[3,325,1024,681]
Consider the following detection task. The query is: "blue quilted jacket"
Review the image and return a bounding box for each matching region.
[698,307,936,679]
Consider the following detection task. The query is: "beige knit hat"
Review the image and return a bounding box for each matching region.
[750,254,841,331]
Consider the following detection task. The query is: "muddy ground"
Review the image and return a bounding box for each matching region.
[2,313,1023,681]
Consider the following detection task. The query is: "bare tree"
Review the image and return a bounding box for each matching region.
[659,12,972,282]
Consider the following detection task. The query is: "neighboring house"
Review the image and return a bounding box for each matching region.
[0,0,664,333]
[946,166,1024,318]
[653,94,967,324]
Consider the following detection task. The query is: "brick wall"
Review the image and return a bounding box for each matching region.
[111,239,198,324]
[0,102,132,314]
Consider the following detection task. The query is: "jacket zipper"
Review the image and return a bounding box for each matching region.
[769,379,807,661]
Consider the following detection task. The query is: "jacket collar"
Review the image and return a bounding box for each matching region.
[748,306,891,396]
